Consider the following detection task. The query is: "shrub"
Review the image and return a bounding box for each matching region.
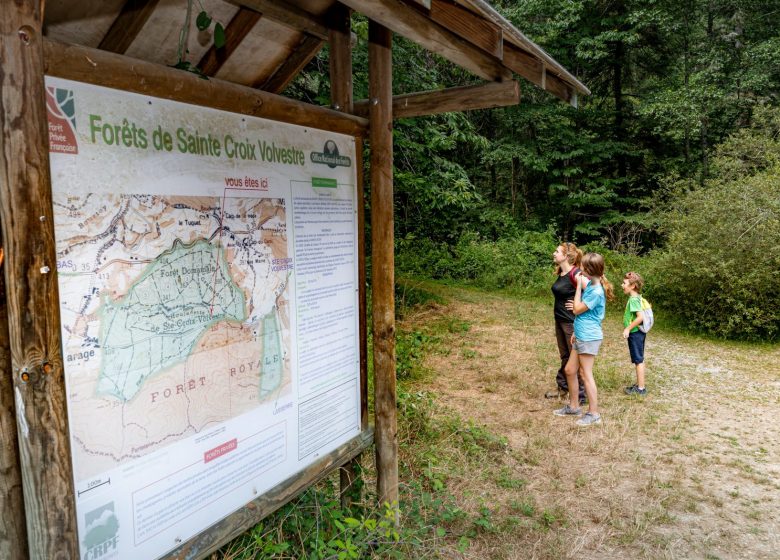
[396,229,559,295]
[649,167,780,340]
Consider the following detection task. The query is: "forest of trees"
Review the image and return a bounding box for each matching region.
[289,0,780,340]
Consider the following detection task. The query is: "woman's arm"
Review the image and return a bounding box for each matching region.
[571,275,589,315]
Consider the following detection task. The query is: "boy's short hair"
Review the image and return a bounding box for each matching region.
[624,271,644,292]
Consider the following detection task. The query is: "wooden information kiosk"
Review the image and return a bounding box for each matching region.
[0,1,587,558]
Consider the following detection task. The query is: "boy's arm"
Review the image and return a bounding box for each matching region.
[622,311,644,338]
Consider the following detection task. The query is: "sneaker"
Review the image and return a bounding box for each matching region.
[624,385,647,396]
[576,412,602,426]
[553,404,582,417]
[545,389,565,399]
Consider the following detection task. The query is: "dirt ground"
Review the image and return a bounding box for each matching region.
[403,285,780,560]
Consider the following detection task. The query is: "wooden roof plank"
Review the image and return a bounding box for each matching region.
[258,34,324,94]
[97,0,161,54]
[503,42,542,83]
[456,0,589,95]
[339,0,510,82]
[353,80,519,118]
[197,7,262,76]
[503,42,572,102]
[430,0,502,59]
[42,39,368,136]
[233,0,329,40]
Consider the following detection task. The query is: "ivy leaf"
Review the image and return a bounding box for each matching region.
[196,11,212,31]
[214,22,226,48]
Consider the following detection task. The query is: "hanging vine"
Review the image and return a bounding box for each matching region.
[172,0,226,77]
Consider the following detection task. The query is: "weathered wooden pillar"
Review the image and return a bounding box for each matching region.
[329,3,363,509]
[0,1,79,558]
[355,135,368,437]
[329,4,353,115]
[0,245,29,559]
[368,20,398,510]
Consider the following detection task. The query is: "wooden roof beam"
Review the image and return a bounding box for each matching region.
[457,0,589,96]
[429,0,502,58]
[98,0,161,54]
[503,43,573,102]
[42,39,368,137]
[257,34,324,94]
[197,7,262,76]
[232,0,329,40]
[353,80,519,119]
[338,0,511,82]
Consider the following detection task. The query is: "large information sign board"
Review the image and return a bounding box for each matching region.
[45,77,361,560]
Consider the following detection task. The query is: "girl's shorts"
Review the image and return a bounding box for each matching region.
[573,338,602,356]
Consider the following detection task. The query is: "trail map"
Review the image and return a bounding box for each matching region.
[55,194,291,480]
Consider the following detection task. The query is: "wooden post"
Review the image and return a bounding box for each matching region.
[0,244,28,560]
[329,3,362,510]
[368,21,398,512]
[0,2,79,558]
[329,4,354,115]
[356,137,368,435]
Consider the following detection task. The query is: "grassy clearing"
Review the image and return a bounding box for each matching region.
[214,279,780,559]
[398,278,780,560]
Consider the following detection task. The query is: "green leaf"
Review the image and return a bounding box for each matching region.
[214,22,226,48]
[457,535,470,552]
[195,11,212,31]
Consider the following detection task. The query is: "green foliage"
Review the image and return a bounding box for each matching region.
[392,114,489,242]
[173,4,225,74]
[396,330,434,380]
[213,22,226,49]
[650,109,780,340]
[397,230,560,294]
[395,282,445,319]
[219,480,459,559]
[284,1,780,340]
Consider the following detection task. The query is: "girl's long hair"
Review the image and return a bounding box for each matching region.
[581,252,615,301]
[554,242,583,275]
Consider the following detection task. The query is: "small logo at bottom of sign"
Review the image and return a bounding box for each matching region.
[82,502,120,560]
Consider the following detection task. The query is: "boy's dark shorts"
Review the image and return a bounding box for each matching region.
[627,330,646,364]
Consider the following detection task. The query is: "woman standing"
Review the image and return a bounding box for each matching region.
[547,243,585,404]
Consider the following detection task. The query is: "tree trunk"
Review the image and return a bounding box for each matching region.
[613,38,626,179]
[510,157,518,216]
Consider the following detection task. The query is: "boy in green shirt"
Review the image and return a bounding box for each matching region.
[621,272,647,396]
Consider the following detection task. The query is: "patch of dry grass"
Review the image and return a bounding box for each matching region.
[398,280,780,559]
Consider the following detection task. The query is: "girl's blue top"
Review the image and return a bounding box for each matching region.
[573,283,605,341]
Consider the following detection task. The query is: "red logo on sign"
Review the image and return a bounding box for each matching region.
[46,87,79,154]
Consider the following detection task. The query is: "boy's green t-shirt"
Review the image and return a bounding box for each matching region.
[623,295,643,332]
